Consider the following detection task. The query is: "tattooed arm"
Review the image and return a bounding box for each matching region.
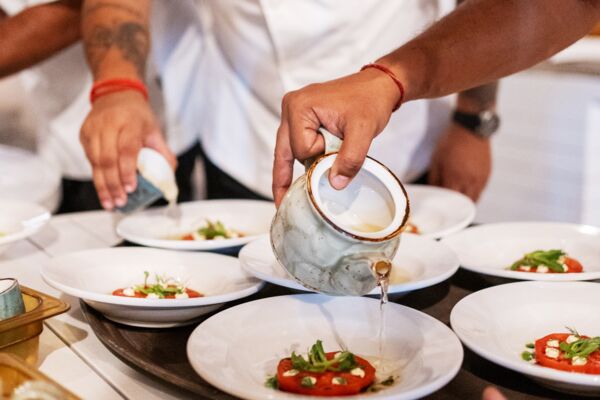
[80,0,175,210]
[0,1,81,78]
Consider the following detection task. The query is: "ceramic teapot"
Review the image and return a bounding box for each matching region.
[270,130,409,296]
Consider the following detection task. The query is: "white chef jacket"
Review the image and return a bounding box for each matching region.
[196,0,451,199]
[0,0,202,180]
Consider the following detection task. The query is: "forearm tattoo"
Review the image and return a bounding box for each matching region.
[84,2,148,78]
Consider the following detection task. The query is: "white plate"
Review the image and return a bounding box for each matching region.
[0,200,50,254]
[404,184,475,239]
[0,144,61,212]
[42,248,264,328]
[116,199,275,250]
[239,234,459,295]
[441,222,600,281]
[451,281,600,395]
[187,294,463,400]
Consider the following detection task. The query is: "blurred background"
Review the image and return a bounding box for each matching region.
[1,13,599,224]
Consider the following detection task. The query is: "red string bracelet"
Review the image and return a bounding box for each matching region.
[360,63,405,111]
[90,78,149,104]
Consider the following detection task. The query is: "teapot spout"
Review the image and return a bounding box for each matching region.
[326,253,391,296]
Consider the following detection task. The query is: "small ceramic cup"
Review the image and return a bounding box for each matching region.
[271,130,409,296]
[117,148,179,213]
[0,278,25,320]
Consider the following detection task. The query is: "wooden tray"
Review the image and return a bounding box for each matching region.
[81,271,589,400]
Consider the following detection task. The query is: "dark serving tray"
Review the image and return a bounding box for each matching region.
[81,269,590,400]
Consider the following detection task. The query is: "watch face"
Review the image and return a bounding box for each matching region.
[477,111,500,136]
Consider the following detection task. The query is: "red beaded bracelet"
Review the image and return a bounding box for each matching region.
[360,63,405,111]
[90,78,149,104]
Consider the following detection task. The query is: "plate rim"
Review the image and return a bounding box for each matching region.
[404,184,476,239]
[0,200,50,246]
[239,235,460,295]
[41,247,264,308]
[115,199,274,250]
[187,293,464,400]
[450,281,600,387]
[441,221,600,281]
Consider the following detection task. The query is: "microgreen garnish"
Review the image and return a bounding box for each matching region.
[198,220,232,239]
[521,351,535,361]
[560,337,600,359]
[510,249,566,272]
[291,340,358,373]
[132,271,186,299]
[265,376,278,389]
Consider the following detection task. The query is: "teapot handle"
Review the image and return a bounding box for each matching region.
[303,128,342,171]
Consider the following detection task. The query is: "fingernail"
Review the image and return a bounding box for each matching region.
[124,184,134,193]
[115,197,127,207]
[102,200,114,210]
[331,174,350,190]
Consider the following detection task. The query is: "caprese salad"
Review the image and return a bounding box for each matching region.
[265,340,396,396]
[521,328,600,374]
[174,220,243,241]
[112,271,202,299]
[509,250,583,273]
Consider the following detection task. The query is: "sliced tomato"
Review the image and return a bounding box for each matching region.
[516,256,583,273]
[180,233,194,241]
[564,257,583,273]
[534,333,600,374]
[277,352,375,396]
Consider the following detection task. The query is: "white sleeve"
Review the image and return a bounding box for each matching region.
[0,0,55,16]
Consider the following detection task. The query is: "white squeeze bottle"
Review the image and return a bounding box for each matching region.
[116,148,178,213]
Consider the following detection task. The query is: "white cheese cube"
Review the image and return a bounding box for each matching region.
[350,368,365,378]
[175,292,189,299]
[332,377,346,385]
[146,293,160,299]
[572,356,587,366]
[123,287,136,297]
[566,335,579,344]
[545,347,560,359]
[519,266,531,272]
[282,369,299,377]
[536,265,549,273]
[546,340,559,348]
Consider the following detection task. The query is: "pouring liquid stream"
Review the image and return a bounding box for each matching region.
[374,260,391,364]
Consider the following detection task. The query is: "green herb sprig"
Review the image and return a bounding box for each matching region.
[132,271,186,298]
[198,220,231,240]
[510,249,566,272]
[290,340,358,373]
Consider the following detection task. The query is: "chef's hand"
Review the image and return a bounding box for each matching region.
[272,68,401,207]
[80,91,176,210]
[482,386,508,400]
[428,123,491,202]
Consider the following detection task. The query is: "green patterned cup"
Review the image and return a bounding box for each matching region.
[0,278,25,320]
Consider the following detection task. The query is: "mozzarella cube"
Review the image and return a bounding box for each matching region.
[546,340,559,348]
[123,287,136,297]
[536,265,549,273]
[175,292,189,299]
[562,264,569,272]
[350,368,365,378]
[572,356,587,366]
[545,347,560,359]
[519,266,531,272]
[282,369,299,377]
[332,377,347,385]
[566,335,579,344]
[146,293,160,299]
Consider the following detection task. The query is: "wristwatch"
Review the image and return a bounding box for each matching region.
[452,110,500,138]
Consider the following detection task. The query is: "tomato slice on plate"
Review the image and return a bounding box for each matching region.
[564,257,583,273]
[277,352,376,396]
[534,333,600,374]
